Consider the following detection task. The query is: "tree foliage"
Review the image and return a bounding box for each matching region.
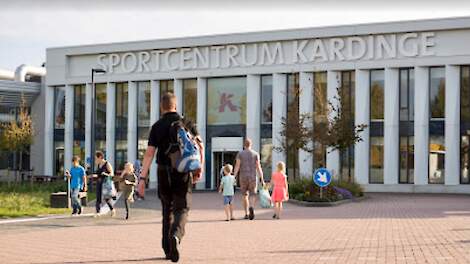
[326,86,367,153]
[275,83,367,179]
[0,96,34,177]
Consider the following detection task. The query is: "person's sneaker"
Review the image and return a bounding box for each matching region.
[230,217,235,221]
[272,214,277,219]
[93,213,100,218]
[77,208,82,215]
[244,214,249,220]
[170,235,180,262]
[249,207,255,220]
[111,209,116,217]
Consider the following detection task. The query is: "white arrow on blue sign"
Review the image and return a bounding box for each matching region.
[313,168,332,187]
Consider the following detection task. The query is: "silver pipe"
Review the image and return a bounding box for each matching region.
[0,68,15,80]
[14,64,46,82]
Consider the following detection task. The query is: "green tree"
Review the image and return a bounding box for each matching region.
[276,84,366,182]
[0,97,34,182]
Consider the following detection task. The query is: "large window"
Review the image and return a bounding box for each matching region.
[370,70,384,184]
[313,72,327,170]
[461,66,470,184]
[287,73,300,179]
[260,75,273,180]
[137,81,151,161]
[54,86,66,176]
[260,138,273,181]
[94,84,107,157]
[429,67,445,184]
[261,75,273,124]
[340,71,355,182]
[182,79,197,123]
[115,82,128,171]
[54,86,66,129]
[399,69,415,184]
[207,77,247,125]
[73,84,86,164]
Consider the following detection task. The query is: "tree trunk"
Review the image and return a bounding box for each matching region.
[19,151,23,182]
[7,168,11,187]
[13,152,18,183]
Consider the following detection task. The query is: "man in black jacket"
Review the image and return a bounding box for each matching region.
[140,92,203,263]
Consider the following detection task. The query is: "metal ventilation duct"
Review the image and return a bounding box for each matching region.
[0,69,15,80]
[14,64,46,82]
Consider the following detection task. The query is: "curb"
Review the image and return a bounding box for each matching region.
[288,198,351,207]
[288,195,367,207]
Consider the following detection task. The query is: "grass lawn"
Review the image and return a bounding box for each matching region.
[0,181,69,218]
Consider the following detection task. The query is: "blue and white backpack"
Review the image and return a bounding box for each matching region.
[166,120,202,173]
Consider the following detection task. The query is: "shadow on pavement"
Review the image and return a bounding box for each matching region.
[35,257,167,264]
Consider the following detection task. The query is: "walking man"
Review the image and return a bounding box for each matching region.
[233,138,265,220]
[140,93,203,262]
[65,156,87,215]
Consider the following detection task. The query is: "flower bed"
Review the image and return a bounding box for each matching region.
[288,178,364,204]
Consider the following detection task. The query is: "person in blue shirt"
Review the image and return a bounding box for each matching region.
[65,156,87,215]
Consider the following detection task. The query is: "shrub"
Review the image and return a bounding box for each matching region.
[288,178,340,202]
[331,180,364,197]
[0,181,67,193]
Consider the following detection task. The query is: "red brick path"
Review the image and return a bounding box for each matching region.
[1,192,470,263]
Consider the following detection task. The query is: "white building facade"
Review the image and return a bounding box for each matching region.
[44,16,470,193]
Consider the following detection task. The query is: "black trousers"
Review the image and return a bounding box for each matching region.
[157,166,192,255]
[95,178,113,213]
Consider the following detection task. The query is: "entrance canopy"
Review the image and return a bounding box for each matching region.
[0,80,41,107]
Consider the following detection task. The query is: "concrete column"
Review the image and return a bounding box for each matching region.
[196,77,207,189]
[384,68,400,185]
[299,72,314,177]
[327,71,341,178]
[106,82,116,169]
[272,73,287,171]
[414,67,429,185]
[149,80,160,186]
[174,79,183,114]
[64,84,74,174]
[84,83,92,168]
[127,81,138,163]
[445,65,460,185]
[246,74,261,153]
[355,70,370,185]
[44,86,55,176]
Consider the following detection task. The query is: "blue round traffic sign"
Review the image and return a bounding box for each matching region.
[313,168,332,187]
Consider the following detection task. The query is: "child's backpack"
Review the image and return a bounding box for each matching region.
[166,120,202,173]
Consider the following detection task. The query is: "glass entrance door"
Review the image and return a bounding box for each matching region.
[213,151,238,189]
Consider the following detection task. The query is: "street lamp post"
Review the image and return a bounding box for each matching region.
[90,68,106,178]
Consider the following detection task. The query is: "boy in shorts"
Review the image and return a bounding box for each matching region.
[219,164,236,221]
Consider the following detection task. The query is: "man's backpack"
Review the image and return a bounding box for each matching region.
[166,120,202,173]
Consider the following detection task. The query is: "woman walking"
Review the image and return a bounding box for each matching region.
[94,151,116,217]
[120,162,138,220]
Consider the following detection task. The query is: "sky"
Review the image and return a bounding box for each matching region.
[1,0,470,71]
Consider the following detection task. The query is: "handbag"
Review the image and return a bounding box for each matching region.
[259,186,272,208]
[102,176,117,199]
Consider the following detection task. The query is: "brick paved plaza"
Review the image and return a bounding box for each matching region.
[2,192,470,264]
